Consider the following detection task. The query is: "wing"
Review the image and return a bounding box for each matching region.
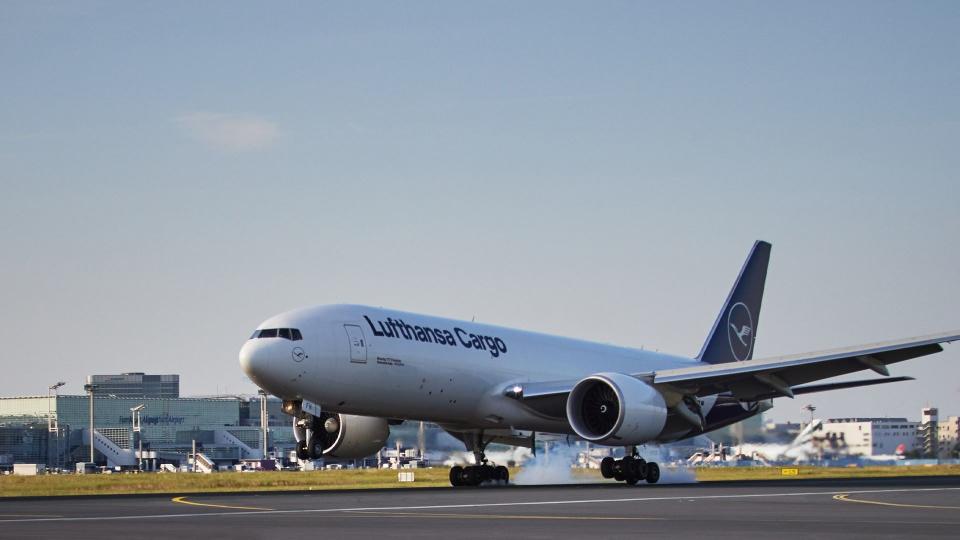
[504,331,958,415]
[651,330,959,400]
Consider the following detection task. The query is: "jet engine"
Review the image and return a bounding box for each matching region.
[566,372,668,446]
[298,412,390,459]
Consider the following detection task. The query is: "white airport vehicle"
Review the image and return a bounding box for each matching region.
[240,241,958,486]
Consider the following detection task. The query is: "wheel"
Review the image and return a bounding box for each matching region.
[624,477,639,485]
[462,466,479,486]
[600,456,615,479]
[449,465,463,487]
[495,465,509,483]
[479,465,493,484]
[629,458,647,480]
[296,440,310,460]
[645,462,660,484]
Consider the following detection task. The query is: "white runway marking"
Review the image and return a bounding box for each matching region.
[2,486,959,524]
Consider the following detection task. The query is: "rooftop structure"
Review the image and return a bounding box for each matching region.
[87,373,179,399]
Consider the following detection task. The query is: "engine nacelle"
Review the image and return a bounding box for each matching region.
[310,413,390,459]
[566,372,668,446]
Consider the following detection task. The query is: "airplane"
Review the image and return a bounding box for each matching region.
[239,241,958,486]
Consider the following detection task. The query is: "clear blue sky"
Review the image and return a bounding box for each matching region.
[1,1,958,423]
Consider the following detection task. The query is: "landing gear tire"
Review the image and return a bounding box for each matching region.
[463,466,480,486]
[604,455,660,485]
[449,464,509,487]
[450,465,464,487]
[629,458,648,480]
[449,431,511,487]
[296,440,310,461]
[600,456,615,479]
[645,462,660,484]
[620,456,634,483]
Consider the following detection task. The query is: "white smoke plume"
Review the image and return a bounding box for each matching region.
[650,465,697,484]
[512,444,593,485]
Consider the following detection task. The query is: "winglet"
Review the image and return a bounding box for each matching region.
[696,240,772,364]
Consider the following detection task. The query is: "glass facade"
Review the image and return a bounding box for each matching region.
[0,394,294,467]
[88,373,180,399]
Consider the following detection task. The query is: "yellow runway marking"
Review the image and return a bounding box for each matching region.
[347,511,662,521]
[171,496,274,511]
[833,493,960,510]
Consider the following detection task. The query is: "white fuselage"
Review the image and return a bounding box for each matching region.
[240,304,706,436]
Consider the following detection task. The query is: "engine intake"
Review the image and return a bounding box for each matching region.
[566,372,667,445]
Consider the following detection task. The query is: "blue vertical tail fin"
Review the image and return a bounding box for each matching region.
[696,241,772,364]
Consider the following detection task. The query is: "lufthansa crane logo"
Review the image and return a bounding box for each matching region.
[726,302,754,361]
[292,347,306,362]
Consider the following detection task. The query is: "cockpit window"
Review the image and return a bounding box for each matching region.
[249,328,302,341]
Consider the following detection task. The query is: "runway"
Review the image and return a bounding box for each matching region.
[2,476,959,539]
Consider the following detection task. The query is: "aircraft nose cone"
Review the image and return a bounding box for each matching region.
[240,339,305,396]
[239,341,272,390]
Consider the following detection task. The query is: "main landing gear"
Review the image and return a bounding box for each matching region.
[600,447,660,485]
[449,432,509,487]
[449,463,509,487]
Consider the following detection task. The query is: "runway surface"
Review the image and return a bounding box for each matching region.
[2,476,959,539]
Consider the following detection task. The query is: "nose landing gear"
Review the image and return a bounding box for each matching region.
[293,411,336,460]
[600,447,660,485]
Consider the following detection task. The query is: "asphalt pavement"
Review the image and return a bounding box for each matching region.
[2,475,958,539]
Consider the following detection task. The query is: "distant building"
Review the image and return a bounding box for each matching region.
[87,373,179,399]
[938,415,959,458]
[822,418,919,457]
[761,421,803,444]
[918,407,939,458]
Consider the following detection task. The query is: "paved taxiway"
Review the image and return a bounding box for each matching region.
[2,476,958,539]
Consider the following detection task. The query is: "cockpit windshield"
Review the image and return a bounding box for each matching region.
[250,328,302,341]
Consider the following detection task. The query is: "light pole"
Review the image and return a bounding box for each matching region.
[803,404,817,427]
[131,404,145,471]
[258,390,269,460]
[83,383,98,463]
[47,382,65,432]
[47,382,65,470]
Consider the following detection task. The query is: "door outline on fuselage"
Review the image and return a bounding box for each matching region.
[344,324,368,363]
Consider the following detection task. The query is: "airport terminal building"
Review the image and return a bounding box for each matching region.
[0,390,294,470]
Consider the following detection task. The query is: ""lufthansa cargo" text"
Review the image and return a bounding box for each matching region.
[363,316,508,357]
